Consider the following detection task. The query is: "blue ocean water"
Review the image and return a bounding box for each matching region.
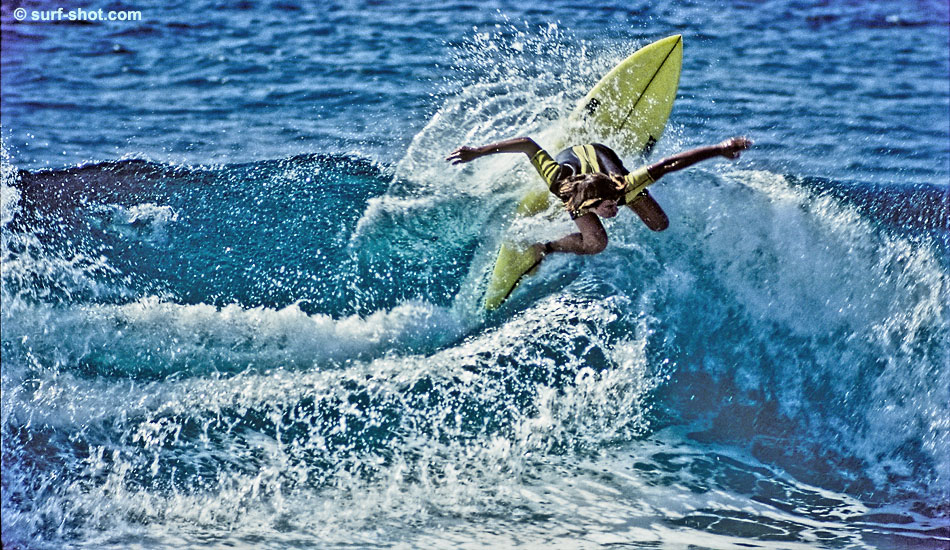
[2,0,949,548]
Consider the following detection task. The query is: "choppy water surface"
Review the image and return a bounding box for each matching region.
[2,0,949,548]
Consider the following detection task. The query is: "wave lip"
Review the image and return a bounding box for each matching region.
[4,297,462,382]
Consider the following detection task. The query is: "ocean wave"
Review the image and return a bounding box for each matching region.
[3,12,949,546]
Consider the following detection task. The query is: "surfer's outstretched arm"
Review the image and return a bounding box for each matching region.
[446,137,542,164]
[646,137,752,180]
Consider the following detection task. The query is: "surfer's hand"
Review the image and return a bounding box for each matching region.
[446,146,482,164]
[719,137,752,159]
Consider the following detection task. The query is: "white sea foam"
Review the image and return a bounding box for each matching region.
[2,289,661,548]
[4,296,462,391]
[650,167,950,498]
[89,202,180,244]
[1,146,20,228]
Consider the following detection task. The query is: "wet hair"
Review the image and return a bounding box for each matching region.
[554,172,626,216]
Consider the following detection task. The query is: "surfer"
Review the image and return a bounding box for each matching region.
[447,137,751,258]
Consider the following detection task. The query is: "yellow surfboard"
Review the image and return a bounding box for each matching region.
[484,35,683,310]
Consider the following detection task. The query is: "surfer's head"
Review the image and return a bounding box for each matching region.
[557,173,626,218]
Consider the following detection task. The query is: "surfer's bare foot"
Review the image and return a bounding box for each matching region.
[719,137,752,159]
[530,242,546,259]
[530,242,553,261]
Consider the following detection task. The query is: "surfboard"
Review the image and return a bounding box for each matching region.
[484,35,683,311]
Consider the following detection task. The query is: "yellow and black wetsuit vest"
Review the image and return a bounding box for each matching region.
[530,143,654,217]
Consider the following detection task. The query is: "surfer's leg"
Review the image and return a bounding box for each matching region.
[627,191,669,231]
[540,213,608,256]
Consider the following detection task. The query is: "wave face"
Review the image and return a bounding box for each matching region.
[3,0,949,548]
[4,150,948,549]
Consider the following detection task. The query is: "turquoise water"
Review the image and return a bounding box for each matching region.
[2,1,949,548]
